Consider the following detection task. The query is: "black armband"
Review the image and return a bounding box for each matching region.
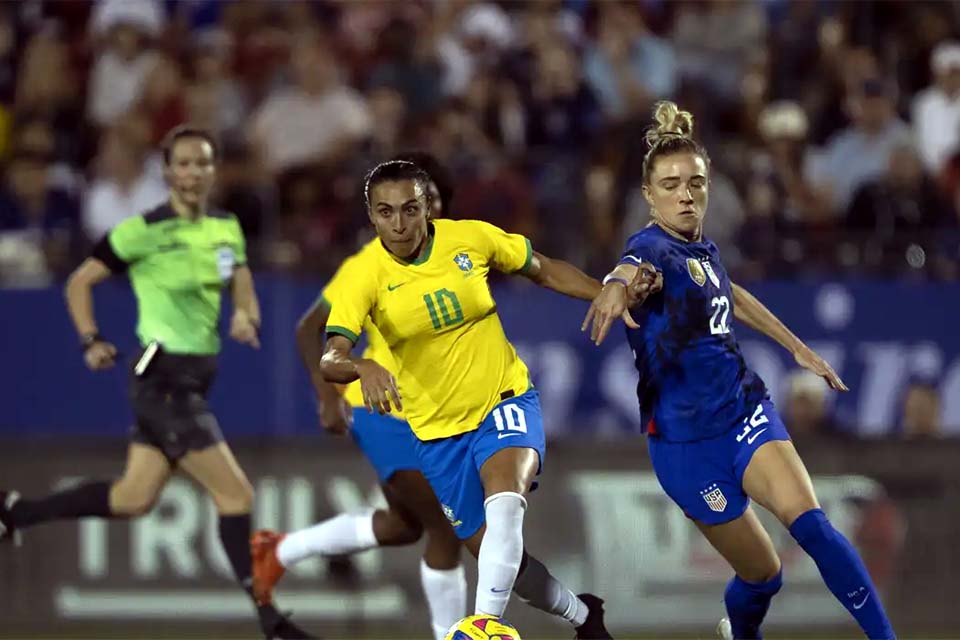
[91,236,128,273]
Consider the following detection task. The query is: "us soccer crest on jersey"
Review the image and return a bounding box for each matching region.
[686,258,706,287]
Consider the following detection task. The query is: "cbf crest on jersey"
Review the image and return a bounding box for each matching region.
[687,258,706,287]
[700,483,728,512]
[454,252,474,272]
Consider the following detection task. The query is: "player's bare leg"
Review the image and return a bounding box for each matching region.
[253,470,463,640]
[388,471,465,640]
[696,507,783,640]
[696,508,783,583]
[181,443,314,639]
[0,443,171,545]
[743,440,895,638]
[462,448,611,639]
[109,444,174,515]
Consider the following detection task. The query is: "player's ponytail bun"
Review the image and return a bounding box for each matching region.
[645,101,695,146]
[642,101,709,184]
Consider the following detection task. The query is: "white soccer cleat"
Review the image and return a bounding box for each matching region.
[716,617,733,640]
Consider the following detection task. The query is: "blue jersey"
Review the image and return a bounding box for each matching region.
[621,224,767,442]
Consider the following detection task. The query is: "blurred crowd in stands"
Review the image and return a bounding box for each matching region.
[0,0,959,286]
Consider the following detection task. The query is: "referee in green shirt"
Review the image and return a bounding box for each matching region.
[0,126,313,640]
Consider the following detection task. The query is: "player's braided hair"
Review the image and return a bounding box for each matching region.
[363,160,434,209]
[641,101,711,185]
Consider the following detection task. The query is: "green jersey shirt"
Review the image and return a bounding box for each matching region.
[94,203,247,355]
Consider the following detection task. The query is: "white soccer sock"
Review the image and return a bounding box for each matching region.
[276,509,378,568]
[513,554,589,626]
[420,560,467,640]
[475,492,526,616]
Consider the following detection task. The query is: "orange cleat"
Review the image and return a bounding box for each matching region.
[251,530,287,606]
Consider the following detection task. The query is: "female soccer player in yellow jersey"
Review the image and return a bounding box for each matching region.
[319,160,648,639]
[252,153,467,640]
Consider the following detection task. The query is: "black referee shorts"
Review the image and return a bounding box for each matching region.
[128,348,225,464]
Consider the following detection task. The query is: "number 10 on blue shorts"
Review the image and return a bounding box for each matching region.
[414,389,547,540]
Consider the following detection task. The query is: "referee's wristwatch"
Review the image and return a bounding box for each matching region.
[80,332,105,352]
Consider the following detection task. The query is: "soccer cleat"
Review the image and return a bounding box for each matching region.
[259,605,316,639]
[717,617,733,640]
[251,530,287,606]
[574,593,613,639]
[0,491,22,547]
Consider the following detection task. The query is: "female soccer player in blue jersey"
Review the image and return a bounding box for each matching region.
[252,153,468,640]
[583,101,895,640]
[317,160,645,639]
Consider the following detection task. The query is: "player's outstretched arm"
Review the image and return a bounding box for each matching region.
[581,263,662,345]
[296,300,351,434]
[321,335,402,414]
[731,282,848,391]
[522,251,603,300]
[65,257,118,371]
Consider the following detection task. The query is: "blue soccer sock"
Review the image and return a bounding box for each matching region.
[724,570,782,639]
[789,508,895,639]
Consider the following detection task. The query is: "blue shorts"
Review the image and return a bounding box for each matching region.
[648,398,791,526]
[350,408,420,483]
[413,390,546,540]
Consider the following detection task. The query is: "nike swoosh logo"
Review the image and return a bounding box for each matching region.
[490,587,511,593]
[746,428,768,445]
[853,593,871,610]
[498,433,522,439]
[386,282,406,291]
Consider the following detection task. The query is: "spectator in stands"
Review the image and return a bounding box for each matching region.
[138,54,187,144]
[436,2,514,98]
[809,78,912,215]
[583,2,676,122]
[452,155,537,241]
[846,142,954,275]
[525,42,600,150]
[900,379,942,440]
[15,25,83,165]
[83,122,166,241]
[671,0,767,104]
[0,149,79,284]
[0,8,17,157]
[250,35,372,176]
[186,30,247,142]
[460,71,528,154]
[748,101,829,220]
[912,40,960,178]
[87,0,163,128]
[11,116,81,196]
[782,370,842,438]
[368,16,443,117]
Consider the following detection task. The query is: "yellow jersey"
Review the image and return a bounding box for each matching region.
[321,245,402,418]
[326,218,533,441]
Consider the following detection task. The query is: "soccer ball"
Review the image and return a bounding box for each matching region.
[444,614,522,640]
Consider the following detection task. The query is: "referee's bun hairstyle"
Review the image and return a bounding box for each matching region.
[641,101,710,185]
[363,160,434,209]
[390,151,455,215]
[161,125,219,165]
